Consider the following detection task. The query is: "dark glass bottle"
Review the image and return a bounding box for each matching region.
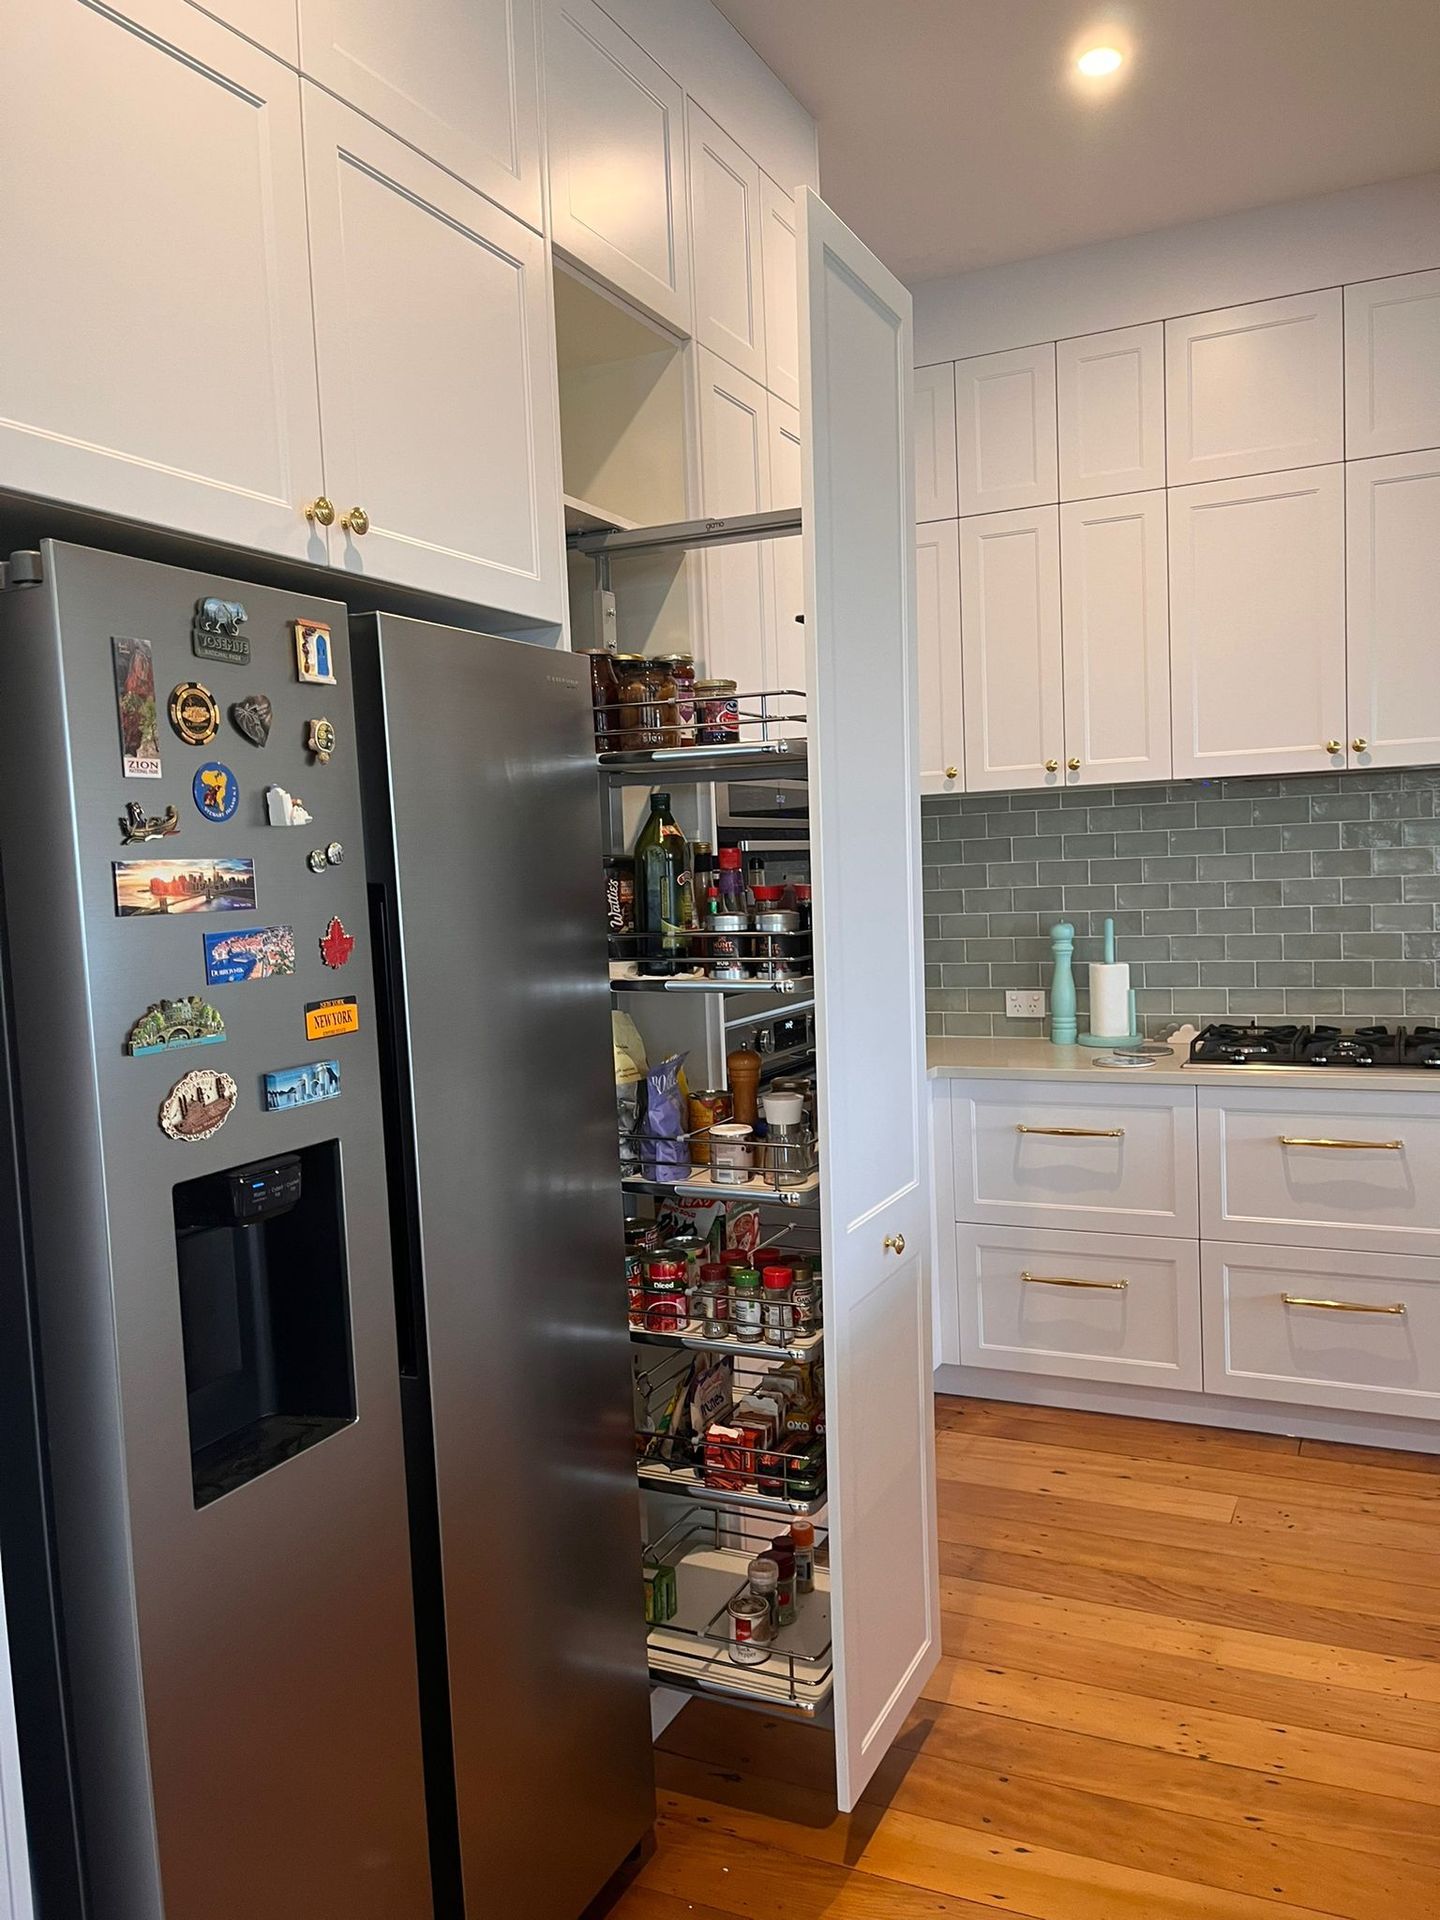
[634,790,691,974]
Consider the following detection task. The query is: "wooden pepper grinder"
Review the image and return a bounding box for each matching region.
[726,1047,762,1129]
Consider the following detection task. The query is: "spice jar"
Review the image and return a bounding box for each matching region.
[761,1266,795,1347]
[653,653,697,746]
[789,1522,816,1596]
[696,678,740,745]
[727,1590,772,1665]
[747,1555,779,1627]
[728,1265,762,1341]
[583,649,623,752]
[696,1261,729,1338]
[766,1538,798,1626]
[709,1121,754,1186]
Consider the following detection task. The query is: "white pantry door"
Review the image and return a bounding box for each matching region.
[799,189,939,1812]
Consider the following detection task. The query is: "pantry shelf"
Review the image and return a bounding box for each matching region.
[597,738,807,783]
[630,1323,824,1362]
[622,1168,820,1206]
[645,1546,833,1718]
[610,973,813,996]
[637,1459,826,1517]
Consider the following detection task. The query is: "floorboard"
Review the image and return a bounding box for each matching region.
[604,1395,1440,1920]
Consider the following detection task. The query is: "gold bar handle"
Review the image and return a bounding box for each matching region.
[1021,1272,1128,1291]
[1282,1294,1406,1316]
[1278,1136,1403,1151]
[1017,1124,1125,1139]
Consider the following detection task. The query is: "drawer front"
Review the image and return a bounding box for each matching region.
[952,1082,1199,1236]
[1199,1089,1440,1256]
[957,1224,1202,1390]
[1202,1240,1440,1420]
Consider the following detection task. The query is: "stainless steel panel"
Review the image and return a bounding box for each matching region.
[358,615,653,1917]
[0,544,430,1917]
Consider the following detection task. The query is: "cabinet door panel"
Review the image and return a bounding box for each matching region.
[304,90,564,617]
[186,0,299,61]
[916,520,963,795]
[1165,289,1343,486]
[695,349,770,691]
[1056,322,1164,499]
[1347,451,1440,769]
[765,396,805,736]
[1060,491,1170,786]
[298,0,540,230]
[544,0,689,332]
[955,343,1057,515]
[914,363,958,522]
[688,102,765,384]
[1168,466,1345,780]
[0,0,322,559]
[1345,270,1440,459]
[799,190,937,1812]
[759,175,800,408]
[959,507,1063,792]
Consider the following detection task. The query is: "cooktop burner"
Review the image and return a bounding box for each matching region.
[1188,1023,1440,1068]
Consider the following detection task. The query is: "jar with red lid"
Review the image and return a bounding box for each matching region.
[761,1266,795,1347]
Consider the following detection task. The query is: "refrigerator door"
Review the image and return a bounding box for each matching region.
[0,544,430,1918]
[356,615,653,1918]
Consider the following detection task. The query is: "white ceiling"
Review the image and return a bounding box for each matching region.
[712,0,1440,282]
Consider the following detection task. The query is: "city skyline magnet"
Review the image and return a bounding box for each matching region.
[114,856,256,917]
[264,1059,340,1111]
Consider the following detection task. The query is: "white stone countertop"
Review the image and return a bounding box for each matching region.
[926,1034,1440,1094]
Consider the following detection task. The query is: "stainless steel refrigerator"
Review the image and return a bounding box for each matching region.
[0,544,652,1918]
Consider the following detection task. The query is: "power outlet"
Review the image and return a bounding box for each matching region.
[1005,989,1047,1021]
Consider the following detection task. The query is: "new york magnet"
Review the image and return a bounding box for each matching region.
[264,1059,340,1112]
[159,1067,238,1143]
[168,681,220,746]
[294,619,336,685]
[193,762,239,823]
[112,636,162,779]
[113,856,256,917]
[203,925,296,985]
[305,996,359,1041]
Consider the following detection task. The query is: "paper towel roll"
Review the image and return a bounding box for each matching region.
[1089,961,1132,1038]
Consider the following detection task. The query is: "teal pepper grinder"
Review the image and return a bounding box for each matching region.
[1049,921,1078,1045]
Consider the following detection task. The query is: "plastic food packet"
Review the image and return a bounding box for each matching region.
[641,1052,690,1181]
[613,1011,648,1177]
[725,1205,761,1256]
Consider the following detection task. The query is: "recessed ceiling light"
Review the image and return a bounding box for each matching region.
[1076,45,1124,76]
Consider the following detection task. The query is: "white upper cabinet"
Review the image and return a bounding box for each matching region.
[694,347,770,691]
[0,0,323,561]
[954,343,1057,516]
[765,396,805,732]
[543,0,690,333]
[1060,491,1171,786]
[186,0,299,61]
[914,364,959,522]
[687,102,766,384]
[916,519,964,794]
[759,174,800,407]
[303,88,564,618]
[297,0,542,230]
[1347,450,1440,769]
[1168,465,1345,779]
[959,506,1063,791]
[1165,288,1343,486]
[1056,323,1165,499]
[1344,270,1440,460]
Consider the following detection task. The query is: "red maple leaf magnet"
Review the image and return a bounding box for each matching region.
[319,916,355,969]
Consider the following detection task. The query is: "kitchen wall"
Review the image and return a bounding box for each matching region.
[922,769,1440,1039]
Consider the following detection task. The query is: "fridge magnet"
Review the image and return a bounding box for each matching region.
[293,619,336,685]
[192,762,239,823]
[112,636,163,779]
[263,1059,341,1112]
[192,597,250,665]
[307,848,328,874]
[159,1067,238,1143]
[119,801,180,843]
[325,841,344,866]
[230,693,273,749]
[265,784,312,827]
[168,681,220,746]
[305,717,336,763]
[318,916,355,969]
[305,996,359,1041]
[126,996,226,1056]
[113,856,257,917]
[203,924,296,985]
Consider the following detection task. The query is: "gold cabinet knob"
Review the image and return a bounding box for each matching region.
[883,1232,906,1255]
[1067,757,1081,772]
[1044,758,1059,773]
[341,506,370,536]
[1325,739,1342,755]
[1352,738,1369,753]
[305,496,335,526]
[945,765,959,781]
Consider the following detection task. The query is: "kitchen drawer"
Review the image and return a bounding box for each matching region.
[1202,1240,1440,1420]
[1199,1088,1440,1256]
[951,1081,1199,1236]
[956,1224,1202,1390]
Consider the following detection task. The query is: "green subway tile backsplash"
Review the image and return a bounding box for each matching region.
[922,769,1440,1039]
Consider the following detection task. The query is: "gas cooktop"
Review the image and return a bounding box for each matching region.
[1187,1023,1440,1069]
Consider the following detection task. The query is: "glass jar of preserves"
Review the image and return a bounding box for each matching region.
[639,658,679,750]
[653,654,697,746]
[582,649,622,752]
[696,679,740,745]
[613,654,650,752]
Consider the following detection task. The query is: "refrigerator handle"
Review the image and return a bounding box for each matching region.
[368,880,424,1380]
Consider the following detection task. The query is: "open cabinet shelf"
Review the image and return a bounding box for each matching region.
[631,1323,824,1362]
[611,972,814,996]
[637,1457,825,1518]
[563,493,637,536]
[623,1168,819,1206]
[597,738,807,782]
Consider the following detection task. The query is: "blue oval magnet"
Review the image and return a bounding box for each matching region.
[193,761,239,823]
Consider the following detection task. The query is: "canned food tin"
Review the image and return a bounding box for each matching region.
[727,1591,772,1665]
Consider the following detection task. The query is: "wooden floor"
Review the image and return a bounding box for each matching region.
[608,1394,1440,1920]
